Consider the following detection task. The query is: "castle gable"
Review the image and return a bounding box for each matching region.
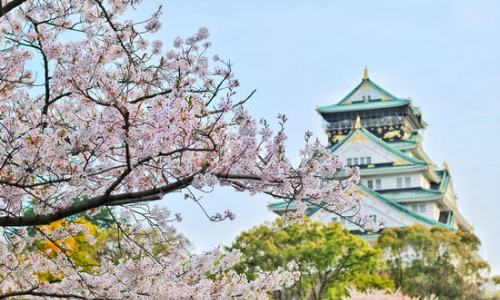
[332,127,426,167]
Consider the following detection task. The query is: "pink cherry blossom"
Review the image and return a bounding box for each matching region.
[0,0,363,298]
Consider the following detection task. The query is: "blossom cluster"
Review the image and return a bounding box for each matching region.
[0,222,299,299]
[0,0,361,298]
[0,1,361,224]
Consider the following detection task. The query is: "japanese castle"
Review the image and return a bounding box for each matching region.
[269,68,472,236]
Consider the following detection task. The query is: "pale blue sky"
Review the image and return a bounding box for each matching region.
[134,1,500,273]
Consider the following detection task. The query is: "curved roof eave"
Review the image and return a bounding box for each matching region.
[317,99,409,114]
[357,183,453,230]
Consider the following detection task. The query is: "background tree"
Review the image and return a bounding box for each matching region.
[0,0,364,298]
[342,287,437,300]
[377,225,489,300]
[229,218,393,300]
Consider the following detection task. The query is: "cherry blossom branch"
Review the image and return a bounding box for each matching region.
[0,0,27,18]
[0,1,353,297]
[129,89,172,104]
[0,168,327,226]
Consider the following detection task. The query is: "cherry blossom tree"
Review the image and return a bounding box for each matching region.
[0,0,361,298]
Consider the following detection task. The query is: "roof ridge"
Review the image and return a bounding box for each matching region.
[316,99,409,113]
[363,79,399,101]
[438,169,451,193]
[322,78,400,107]
[420,187,443,194]
[329,129,356,152]
[334,165,429,179]
[337,80,364,104]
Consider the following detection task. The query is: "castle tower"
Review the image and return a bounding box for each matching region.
[269,69,472,236]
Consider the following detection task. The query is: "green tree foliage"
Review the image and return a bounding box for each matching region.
[377,224,490,300]
[229,218,393,300]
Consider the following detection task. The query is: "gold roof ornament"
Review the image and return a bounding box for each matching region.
[363,66,369,80]
[354,116,361,129]
[443,162,450,172]
[393,158,409,166]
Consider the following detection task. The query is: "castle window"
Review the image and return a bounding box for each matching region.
[362,96,366,101]
[367,180,373,189]
[397,178,403,188]
[411,204,418,212]
[419,204,426,213]
[332,217,338,223]
[375,179,381,190]
[405,177,411,188]
[360,157,365,165]
[353,158,359,165]
[367,95,371,100]
[341,216,354,225]
[347,158,352,165]
[366,157,372,164]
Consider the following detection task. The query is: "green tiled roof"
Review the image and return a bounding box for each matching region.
[390,133,420,150]
[361,164,428,175]
[378,187,442,203]
[338,78,398,104]
[330,127,427,166]
[268,201,296,210]
[356,184,452,229]
[335,165,429,179]
[317,99,409,114]
[268,200,320,217]
[436,169,451,193]
[316,77,409,114]
[268,183,453,230]
[390,141,418,151]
